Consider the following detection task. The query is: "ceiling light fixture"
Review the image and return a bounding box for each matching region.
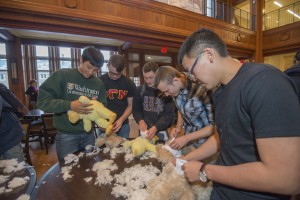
[274,1,283,7]
[287,9,300,19]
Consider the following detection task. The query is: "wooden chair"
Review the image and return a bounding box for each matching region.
[20,119,33,166]
[28,120,44,150]
[41,113,57,154]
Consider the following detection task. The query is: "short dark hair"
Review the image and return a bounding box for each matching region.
[142,62,159,73]
[178,28,229,66]
[82,46,104,68]
[108,54,125,72]
[154,66,181,88]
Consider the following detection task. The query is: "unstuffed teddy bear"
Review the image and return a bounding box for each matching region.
[68,96,116,135]
[123,137,157,157]
[147,146,212,200]
[95,133,125,148]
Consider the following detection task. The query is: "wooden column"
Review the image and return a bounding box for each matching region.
[253,0,263,62]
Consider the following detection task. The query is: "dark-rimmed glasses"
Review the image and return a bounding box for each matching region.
[188,51,204,76]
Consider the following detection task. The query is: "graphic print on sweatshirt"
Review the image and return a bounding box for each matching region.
[67,82,99,99]
[143,96,164,113]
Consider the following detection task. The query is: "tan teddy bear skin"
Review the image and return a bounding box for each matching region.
[68,96,116,135]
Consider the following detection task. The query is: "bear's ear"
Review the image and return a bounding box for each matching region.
[79,96,90,104]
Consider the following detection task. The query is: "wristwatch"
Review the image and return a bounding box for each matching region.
[199,163,208,182]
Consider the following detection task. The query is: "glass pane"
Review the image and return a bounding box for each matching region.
[36,59,50,70]
[60,60,72,68]
[132,77,140,87]
[36,45,49,57]
[102,50,111,61]
[59,47,71,58]
[37,71,50,86]
[0,71,9,88]
[145,55,172,63]
[0,58,7,70]
[128,53,139,61]
[0,43,6,55]
[101,62,109,75]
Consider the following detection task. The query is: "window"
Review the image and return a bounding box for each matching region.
[101,50,111,75]
[59,47,72,69]
[35,45,50,86]
[128,53,140,86]
[0,43,9,88]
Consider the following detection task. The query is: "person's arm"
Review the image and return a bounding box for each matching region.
[112,96,133,133]
[153,97,176,132]
[170,111,184,138]
[182,130,220,162]
[184,137,300,195]
[37,70,91,114]
[0,83,28,114]
[170,124,214,149]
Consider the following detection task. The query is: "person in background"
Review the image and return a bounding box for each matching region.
[0,83,29,162]
[178,28,300,200]
[99,54,136,138]
[132,62,176,141]
[154,66,214,154]
[37,46,106,161]
[25,79,38,109]
[284,50,300,102]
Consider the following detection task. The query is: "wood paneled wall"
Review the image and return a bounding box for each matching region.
[0,0,256,57]
[263,22,300,56]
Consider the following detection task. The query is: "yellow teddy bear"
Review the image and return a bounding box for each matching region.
[68,96,116,135]
[123,137,157,157]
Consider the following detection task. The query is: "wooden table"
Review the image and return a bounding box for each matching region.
[0,165,36,200]
[23,109,45,118]
[31,149,162,200]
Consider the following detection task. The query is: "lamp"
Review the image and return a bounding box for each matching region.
[11,61,18,83]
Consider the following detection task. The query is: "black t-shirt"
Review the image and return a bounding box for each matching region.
[99,73,136,125]
[212,62,300,200]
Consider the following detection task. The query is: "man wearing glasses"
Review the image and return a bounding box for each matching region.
[100,54,136,138]
[37,46,107,161]
[154,65,214,155]
[177,28,300,200]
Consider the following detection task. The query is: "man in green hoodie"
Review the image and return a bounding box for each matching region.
[37,46,106,161]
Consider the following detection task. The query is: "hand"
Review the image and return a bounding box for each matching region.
[182,161,203,182]
[112,119,123,133]
[138,120,147,132]
[20,106,29,114]
[169,135,189,150]
[146,126,157,140]
[70,100,92,114]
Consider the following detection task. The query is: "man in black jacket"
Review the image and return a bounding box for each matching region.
[132,62,176,141]
[0,83,29,162]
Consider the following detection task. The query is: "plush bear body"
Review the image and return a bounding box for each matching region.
[68,96,116,135]
[123,137,157,157]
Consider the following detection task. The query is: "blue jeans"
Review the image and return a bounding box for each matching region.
[0,142,24,162]
[97,123,130,139]
[116,123,130,138]
[55,131,95,161]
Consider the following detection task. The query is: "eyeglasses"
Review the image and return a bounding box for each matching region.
[108,65,122,78]
[108,71,122,77]
[188,51,204,77]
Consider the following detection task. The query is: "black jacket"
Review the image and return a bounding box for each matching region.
[132,84,176,131]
